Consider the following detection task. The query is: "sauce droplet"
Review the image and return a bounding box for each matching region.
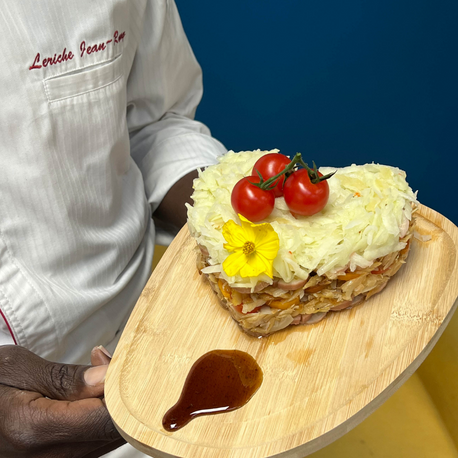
[162,349,263,432]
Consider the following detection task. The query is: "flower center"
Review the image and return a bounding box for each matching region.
[243,241,256,255]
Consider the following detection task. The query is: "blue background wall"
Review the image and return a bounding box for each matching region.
[176,0,458,224]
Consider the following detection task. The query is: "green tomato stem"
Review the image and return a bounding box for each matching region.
[251,153,335,190]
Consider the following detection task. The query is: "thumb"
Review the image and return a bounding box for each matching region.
[91,345,112,366]
[0,345,107,401]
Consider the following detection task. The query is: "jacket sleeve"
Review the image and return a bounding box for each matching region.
[0,315,15,346]
[126,0,226,216]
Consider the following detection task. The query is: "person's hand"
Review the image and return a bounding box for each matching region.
[0,345,125,457]
[153,169,199,234]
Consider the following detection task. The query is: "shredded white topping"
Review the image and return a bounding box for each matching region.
[186,150,418,287]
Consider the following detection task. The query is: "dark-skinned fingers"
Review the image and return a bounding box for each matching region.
[0,385,122,452]
[10,439,126,458]
[44,437,126,458]
[28,396,121,444]
[0,387,42,455]
[80,438,127,458]
[52,438,126,458]
[154,169,199,231]
[90,346,112,367]
[0,440,121,458]
[0,345,107,401]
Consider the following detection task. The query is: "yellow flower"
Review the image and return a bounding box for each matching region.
[222,215,280,278]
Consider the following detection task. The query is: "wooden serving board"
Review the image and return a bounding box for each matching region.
[105,205,458,458]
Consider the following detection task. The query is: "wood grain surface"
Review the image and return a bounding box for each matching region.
[105,205,458,458]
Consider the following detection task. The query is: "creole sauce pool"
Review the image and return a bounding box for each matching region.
[162,349,263,432]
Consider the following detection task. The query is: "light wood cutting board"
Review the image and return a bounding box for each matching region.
[105,205,458,458]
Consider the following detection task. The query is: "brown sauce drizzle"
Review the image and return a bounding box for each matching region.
[162,349,263,432]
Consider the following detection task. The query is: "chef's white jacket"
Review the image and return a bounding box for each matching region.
[0,1,225,455]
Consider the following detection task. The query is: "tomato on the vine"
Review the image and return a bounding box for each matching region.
[283,168,330,216]
[231,175,275,222]
[252,153,292,197]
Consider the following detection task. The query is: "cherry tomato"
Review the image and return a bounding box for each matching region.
[231,175,275,222]
[252,153,292,197]
[283,168,330,216]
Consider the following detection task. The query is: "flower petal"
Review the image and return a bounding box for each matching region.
[239,252,273,278]
[254,252,274,278]
[239,216,257,242]
[256,236,280,260]
[239,255,262,277]
[222,220,246,251]
[253,225,279,256]
[222,215,280,279]
[222,250,246,277]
